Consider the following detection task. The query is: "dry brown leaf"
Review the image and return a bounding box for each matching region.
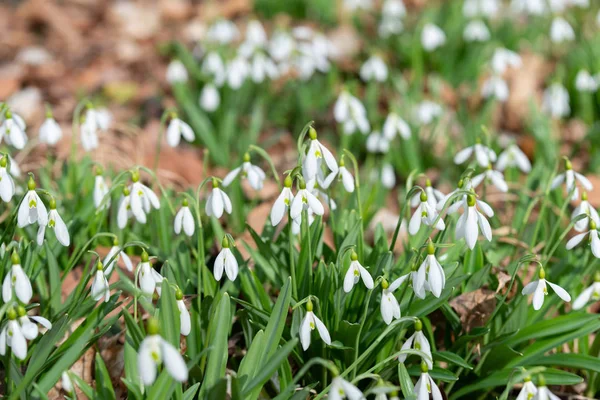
[449,289,496,331]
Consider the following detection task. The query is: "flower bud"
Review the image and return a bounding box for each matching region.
[284,175,293,188]
[299,179,306,190]
[212,178,219,188]
[308,127,317,140]
[141,250,149,263]
[415,319,423,331]
[182,198,189,207]
[350,250,358,261]
[590,220,597,231]
[582,191,588,201]
[49,198,57,210]
[0,155,7,168]
[7,307,17,320]
[147,317,159,335]
[467,194,476,207]
[538,375,546,387]
[176,288,184,300]
[131,169,140,183]
[97,261,104,271]
[381,279,389,289]
[11,251,20,265]
[306,299,313,312]
[427,241,435,255]
[564,158,572,170]
[539,268,546,280]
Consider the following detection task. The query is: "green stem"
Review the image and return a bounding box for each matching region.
[352,287,375,380]
[289,208,297,299]
[152,110,172,178]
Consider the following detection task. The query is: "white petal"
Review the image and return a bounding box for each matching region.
[138,341,157,385]
[344,265,356,293]
[174,208,184,234]
[299,314,312,350]
[522,280,539,295]
[222,167,241,187]
[182,208,195,236]
[13,265,32,304]
[306,191,324,216]
[313,315,331,345]
[388,274,409,292]
[214,249,226,281]
[224,249,239,281]
[409,204,423,235]
[533,281,546,310]
[178,300,191,336]
[465,207,479,249]
[9,322,27,360]
[160,339,188,382]
[453,147,474,164]
[566,232,587,249]
[547,281,571,302]
[270,191,288,226]
[572,285,595,310]
[358,265,374,289]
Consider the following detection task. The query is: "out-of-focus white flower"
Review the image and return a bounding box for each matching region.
[496,144,531,173]
[0,155,16,202]
[343,250,374,293]
[302,127,338,182]
[550,158,592,200]
[510,0,547,15]
[569,0,589,8]
[464,20,491,42]
[91,261,110,303]
[411,179,445,209]
[103,239,133,275]
[166,60,188,84]
[421,23,446,52]
[223,153,266,190]
[550,17,575,43]
[290,179,324,220]
[199,83,221,112]
[516,377,537,400]
[409,191,445,235]
[575,70,598,92]
[39,113,62,146]
[381,163,396,189]
[0,110,27,150]
[80,116,98,152]
[573,274,600,310]
[360,56,388,82]
[566,219,600,258]
[334,91,370,135]
[471,165,509,192]
[299,300,331,350]
[271,176,294,226]
[137,251,163,297]
[463,0,500,17]
[205,180,232,219]
[226,56,250,89]
[334,158,355,193]
[414,101,443,125]
[343,0,372,11]
[117,187,133,229]
[174,199,195,237]
[522,268,571,310]
[269,31,295,62]
[366,131,390,154]
[2,252,32,304]
[206,20,239,45]
[202,52,226,86]
[482,75,509,101]
[399,320,432,368]
[249,52,279,83]
[330,377,365,400]
[18,176,47,228]
[138,319,188,385]
[572,192,599,232]
[542,83,570,118]
[533,383,561,400]
[455,193,494,249]
[239,20,268,57]
[379,0,406,38]
[61,372,74,395]
[214,236,238,281]
[454,141,497,167]
[37,198,70,247]
[383,112,411,140]
[490,48,522,74]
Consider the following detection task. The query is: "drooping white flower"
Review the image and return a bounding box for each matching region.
[550,17,575,44]
[463,0,500,18]
[94,171,110,211]
[566,219,600,258]
[516,377,538,400]
[573,274,600,310]
[299,301,331,350]
[381,163,396,189]
[269,30,295,62]
[496,144,531,173]
[0,110,27,150]
[214,236,238,281]
[399,321,432,368]
[17,176,48,228]
[550,158,592,201]
[249,52,279,83]
[291,208,315,235]
[414,242,446,298]
[80,115,99,152]
[409,192,445,235]
[128,172,161,224]
[344,251,374,293]
[378,0,406,38]
[223,153,266,190]
[239,20,268,57]
[383,112,411,140]
[137,251,163,297]
[414,363,443,400]
[117,187,133,229]
[380,275,408,325]
[334,91,370,135]
[522,268,571,310]
[61,371,74,394]
[0,312,27,360]
[571,192,599,232]
[542,83,570,119]
[90,261,110,303]
[360,55,388,82]
[174,199,195,237]
[227,56,250,90]
[290,179,325,220]
[330,377,365,400]
[464,20,491,42]
[490,48,522,75]
[205,20,239,45]
[411,179,445,209]
[37,198,70,247]
[335,158,355,193]
[307,178,337,211]
[166,60,189,84]
[205,180,232,219]
[481,75,509,102]
[0,155,16,202]
[471,165,508,192]
[438,178,473,212]
[366,131,390,154]
[532,377,561,400]
[343,0,372,11]
[103,239,133,275]
[414,101,443,125]
[138,319,188,385]
[575,70,598,92]
[202,52,227,86]
[454,141,497,167]
[175,289,191,336]
[199,83,221,112]
[455,193,494,249]
[510,0,547,15]
[2,252,32,304]
[166,116,195,148]
[421,23,446,52]
[39,114,62,146]
[271,177,294,226]
[302,127,338,182]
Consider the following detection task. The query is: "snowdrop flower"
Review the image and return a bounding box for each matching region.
[80,114,99,151]
[303,127,338,182]
[344,251,374,293]
[414,242,446,298]
[166,60,188,84]
[334,91,370,135]
[206,20,239,45]
[463,0,500,18]
[0,308,27,360]
[138,318,188,385]
[566,219,600,258]
[378,0,406,38]
[490,48,522,75]
[242,20,267,52]
[399,320,432,368]
[550,17,575,43]
[453,140,497,167]
[202,52,226,86]
[205,179,232,219]
[421,23,446,52]
[307,178,336,210]
[409,192,445,235]
[269,31,295,62]
[2,251,32,304]
[510,0,546,15]
[199,83,221,112]
[330,377,365,400]
[84,106,111,132]
[516,377,537,400]
[383,112,411,140]
[366,131,390,154]
[174,199,195,237]
[334,157,355,193]
[137,251,163,297]
[573,273,600,310]
[214,236,238,281]
[0,110,27,150]
[571,192,599,232]
[455,193,494,249]
[0,155,15,202]
[271,176,294,226]
[344,0,372,11]
[17,176,47,228]
[249,53,279,83]
[94,169,110,211]
[575,70,598,92]
[360,56,388,82]
[411,179,445,209]
[381,163,396,189]
[414,101,443,125]
[103,238,133,275]
[223,153,266,190]
[380,276,407,325]
[175,289,191,336]
[438,178,472,212]
[414,362,443,400]
[482,75,509,102]
[290,178,325,220]
[37,198,70,246]
[128,170,160,223]
[90,260,110,303]
[550,158,592,201]
[39,111,62,145]
[496,144,531,173]
[542,83,570,119]
[166,114,195,148]
[522,268,571,310]
[299,300,331,350]
[464,20,491,42]
[291,208,315,235]
[533,377,560,400]
[15,306,50,349]
[226,56,250,90]
[61,371,74,395]
[471,165,508,192]
[117,187,133,229]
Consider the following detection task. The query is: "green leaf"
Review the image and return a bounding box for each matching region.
[397,363,415,398]
[94,353,116,400]
[44,241,62,315]
[522,353,600,373]
[242,338,299,396]
[159,278,181,346]
[433,351,473,370]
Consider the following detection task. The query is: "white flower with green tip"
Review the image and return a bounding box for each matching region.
[415,242,445,298]
[302,127,338,182]
[91,261,110,303]
[176,289,191,336]
[17,176,47,228]
[2,251,32,304]
[166,60,188,84]
[205,179,232,219]
[551,158,592,201]
[270,176,294,226]
[454,140,497,167]
[39,112,62,146]
[421,23,446,52]
[103,238,133,275]
[496,144,531,173]
[383,112,411,140]
[223,153,266,191]
[37,198,70,247]
[573,273,600,310]
[455,193,493,249]
[290,178,324,220]
[166,115,195,148]
[399,320,432,368]
[0,110,27,150]
[343,250,374,293]
[93,169,110,210]
[299,300,331,350]
[380,276,408,325]
[329,377,365,400]
[471,165,508,193]
[414,362,443,400]
[522,268,571,310]
[0,155,16,202]
[174,199,195,237]
[214,236,238,281]
[409,191,445,235]
[137,251,163,297]
[516,377,537,400]
[566,219,600,257]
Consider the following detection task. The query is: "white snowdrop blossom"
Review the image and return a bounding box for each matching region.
[138,319,188,385]
[414,101,443,125]
[299,301,331,350]
[302,127,338,182]
[463,0,500,18]
[455,194,494,249]
[360,56,388,82]
[490,48,522,75]
[214,236,238,281]
[240,20,268,56]
[366,131,390,154]
[0,110,27,150]
[573,274,600,310]
[571,192,599,232]
[0,155,16,202]
[399,321,433,368]
[127,171,160,224]
[542,83,570,118]
[249,52,279,83]
[575,70,598,92]
[222,153,266,190]
[438,178,473,213]
[343,251,374,293]
[205,179,232,219]
[137,251,163,297]
[39,113,62,145]
[522,268,571,310]
[378,0,406,38]
[290,179,325,220]
[205,20,239,45]
[411,179,445,209]
[103,239,133,275]
[202,52,227,86]
[481,75,509,102]
[381,276,408,325]
[334,91,370,135]
[0,310,27,360]
[550,17,575,43]
[453,140,497,167]
[174,199,195,237]
[510,0,547,15]
[516,377,538,400]
[383,112,411,140]
[199,83,221,112]
[550,159,592,201]
[166,116,195,148]
[117,187,133,229]
[330,377,365,400]
[471,165,509,193]
[532,378,561,400]
[421,23,446,52]
[227,56,250,90]
[18,177,47,228]
[409,192,446,235]
[291,208,315,235]
[335,158,355,193]
[271,176,294,226]
[381,163,396,189]
[2,252,32,304]
[175,289,191,336]
[464,20,491,42]
[566,219,600,258]
[90,261,110,303]
[414,363,443,400]
[61,372,74,394]
[93,170,110,211]
[414,242,446,298]
[496,144,531,173]
[343,0,372,11]
[166,60,188,84]
[37,198,70,246]
[80,114,99,152]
